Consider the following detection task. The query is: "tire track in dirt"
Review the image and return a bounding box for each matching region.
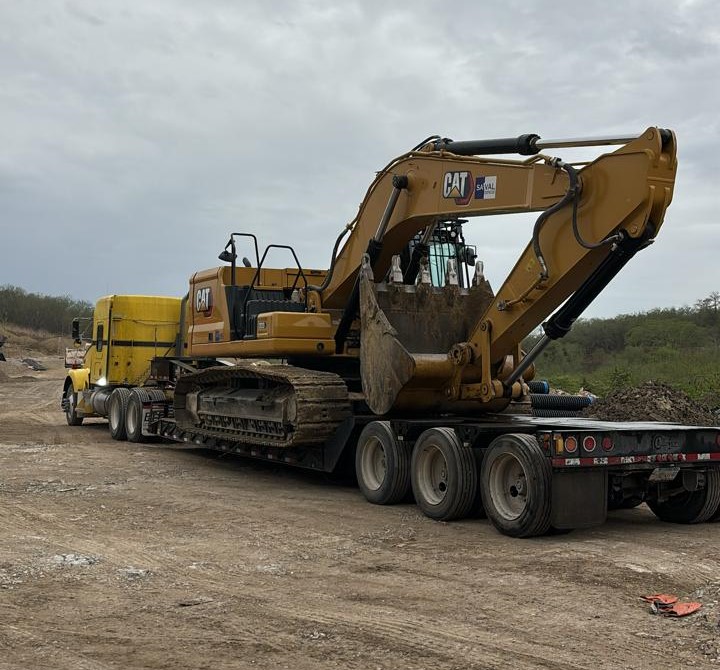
[0,622,114,670]
[2,361,720,669]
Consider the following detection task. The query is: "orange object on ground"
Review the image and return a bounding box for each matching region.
[642,593,702,617]
[655,601,702,617]
[640,594,678,605]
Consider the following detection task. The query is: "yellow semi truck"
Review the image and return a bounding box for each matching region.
[62,295,182,439]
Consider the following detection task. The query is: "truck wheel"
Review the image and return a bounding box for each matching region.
[126,389,149,443]
[480,433,552,538]
[648,469,720,524]
[356,421,410,505]
[108,388,131,441]
[411,427,477,521]
[64,385,83,426]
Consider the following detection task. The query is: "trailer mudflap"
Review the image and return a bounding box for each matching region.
[551,469,608,529]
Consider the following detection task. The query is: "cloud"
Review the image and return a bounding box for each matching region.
[0,0,718,320]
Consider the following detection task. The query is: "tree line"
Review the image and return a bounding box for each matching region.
[0,285,93,336]
[1,282,719,404]
[527,292,720,404]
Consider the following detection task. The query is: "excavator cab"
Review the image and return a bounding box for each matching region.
[400,220,478,289]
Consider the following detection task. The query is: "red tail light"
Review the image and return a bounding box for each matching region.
[601,436,613,451]
[583,436,597,453]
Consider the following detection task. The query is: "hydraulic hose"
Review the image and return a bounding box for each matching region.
[307,135,440,294]
[306,225,352,293]
[570,179,623,250]
[531,161,579,280]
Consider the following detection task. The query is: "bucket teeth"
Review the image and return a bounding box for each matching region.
[419,257,432,285]
[445,258,459,286]
[389,254,404,284]
[473,260,485,286]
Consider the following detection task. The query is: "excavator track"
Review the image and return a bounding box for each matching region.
[173,363,351,449]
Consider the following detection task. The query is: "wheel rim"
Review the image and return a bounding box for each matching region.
[109,396,120,429]
[489,452,528,521]
[415,443,448,506]
[360,436,386,491]
[127,400,138,435]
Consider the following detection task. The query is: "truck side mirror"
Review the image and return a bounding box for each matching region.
[71,318,80,343]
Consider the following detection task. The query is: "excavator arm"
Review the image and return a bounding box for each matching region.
[317,128,677,414]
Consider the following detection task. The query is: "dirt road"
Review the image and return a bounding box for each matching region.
[1,357,720,669]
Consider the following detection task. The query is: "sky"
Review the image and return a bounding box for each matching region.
[1,0,718,318]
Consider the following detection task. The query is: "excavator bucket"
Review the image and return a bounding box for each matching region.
[359,258,495,415]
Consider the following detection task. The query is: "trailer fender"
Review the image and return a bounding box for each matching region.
[551,469,607,529]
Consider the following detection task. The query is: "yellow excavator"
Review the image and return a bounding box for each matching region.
[65,128,720,538]
[179,128,675,411]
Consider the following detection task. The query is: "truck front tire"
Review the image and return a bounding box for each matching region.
[64,385,83,426]
[480,433,552,538]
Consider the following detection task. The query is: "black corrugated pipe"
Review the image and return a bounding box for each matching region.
[530,394,593,411]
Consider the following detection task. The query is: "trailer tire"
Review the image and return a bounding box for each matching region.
[411,427,477,521]
[480,433,552,538]
[355,421,410,505]
[711,495,720,522]
[126,389,149,443]
[648,469,720,524]
[108,388,131,441]
[63,384,83,426]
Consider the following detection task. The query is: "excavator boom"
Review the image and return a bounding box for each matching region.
[315,128,676,413]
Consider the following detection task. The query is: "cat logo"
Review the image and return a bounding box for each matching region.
[442,171,472,205]
[195,287,213,316]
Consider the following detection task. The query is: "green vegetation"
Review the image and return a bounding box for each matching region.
[528,292,720,406]
[0,285,93,336]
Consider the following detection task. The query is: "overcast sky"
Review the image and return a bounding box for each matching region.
[1,0,718,318]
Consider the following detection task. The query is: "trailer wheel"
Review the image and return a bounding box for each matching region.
[411,427,477,521]
[108,388,131,441]
[711,495,720,522]
[355,421,410,505]
[480,433,552,538]
[126,389,149,443]
[648,469,720,524]
[63,384,83,426]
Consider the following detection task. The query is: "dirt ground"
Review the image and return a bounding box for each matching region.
[2,352,720,669]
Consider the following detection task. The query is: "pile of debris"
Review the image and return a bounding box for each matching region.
[21,357,47,371]
[581,380,717,425]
